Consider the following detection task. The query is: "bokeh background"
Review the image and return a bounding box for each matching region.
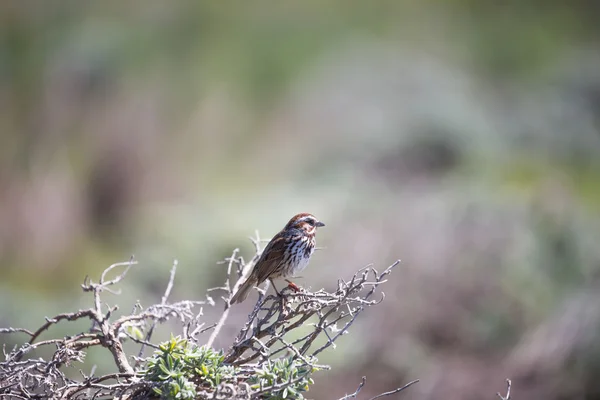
[2,1,600,398]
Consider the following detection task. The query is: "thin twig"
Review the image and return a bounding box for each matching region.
[497,379,512,400]
[136,260,178,364]
[0,328,34,336]
[26,310,96,346]
[206,250,238,348]
[207,241,259,349]
[338,376,367,399]
[367,379,419,400]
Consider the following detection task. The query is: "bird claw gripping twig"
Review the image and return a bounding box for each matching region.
[285,279,302,292]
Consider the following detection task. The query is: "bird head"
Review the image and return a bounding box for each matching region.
[285,213,325,235]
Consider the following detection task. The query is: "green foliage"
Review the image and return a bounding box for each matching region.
[142,336,317,399]
[249,356,316,400]
[143,335,236,400]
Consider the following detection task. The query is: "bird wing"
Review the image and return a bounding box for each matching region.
[252,232,295,283]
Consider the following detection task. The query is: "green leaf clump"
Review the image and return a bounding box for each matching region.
[143,335,317,399]
[250,356,315,399]
[143,335,236,400]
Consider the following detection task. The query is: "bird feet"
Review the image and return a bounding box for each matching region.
[285,279,301,292]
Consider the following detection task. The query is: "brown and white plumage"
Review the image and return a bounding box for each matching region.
[229,213,325,304]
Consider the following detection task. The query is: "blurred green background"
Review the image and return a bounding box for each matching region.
[2,1,600,398]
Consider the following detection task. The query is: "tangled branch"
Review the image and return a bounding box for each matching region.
[0,238,415,399]
[224,261,399,366]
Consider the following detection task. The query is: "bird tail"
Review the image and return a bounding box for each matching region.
[230,277,257,304]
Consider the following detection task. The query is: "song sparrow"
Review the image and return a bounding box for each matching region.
[229,213,325,304]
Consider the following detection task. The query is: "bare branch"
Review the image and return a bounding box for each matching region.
[206,249,241,349]
[135,259,178,364]
[1,245,407,399]
[224,261,401,367]
[0,328,34,336]
[27,309,96,345]
[338,376,418,400]
[207,239,261,348]
[338,376,367,399]
[368,380,419,400]
[497,379,512,400]
[0,258,207,399]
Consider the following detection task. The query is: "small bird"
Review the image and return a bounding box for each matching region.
[229,213,325,304]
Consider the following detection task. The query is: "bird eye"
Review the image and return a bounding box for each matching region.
[306,219,315,226]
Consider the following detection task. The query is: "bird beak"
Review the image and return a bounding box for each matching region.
[316,221,325,227]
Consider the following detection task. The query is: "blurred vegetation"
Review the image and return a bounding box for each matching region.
[1,1,600,398]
